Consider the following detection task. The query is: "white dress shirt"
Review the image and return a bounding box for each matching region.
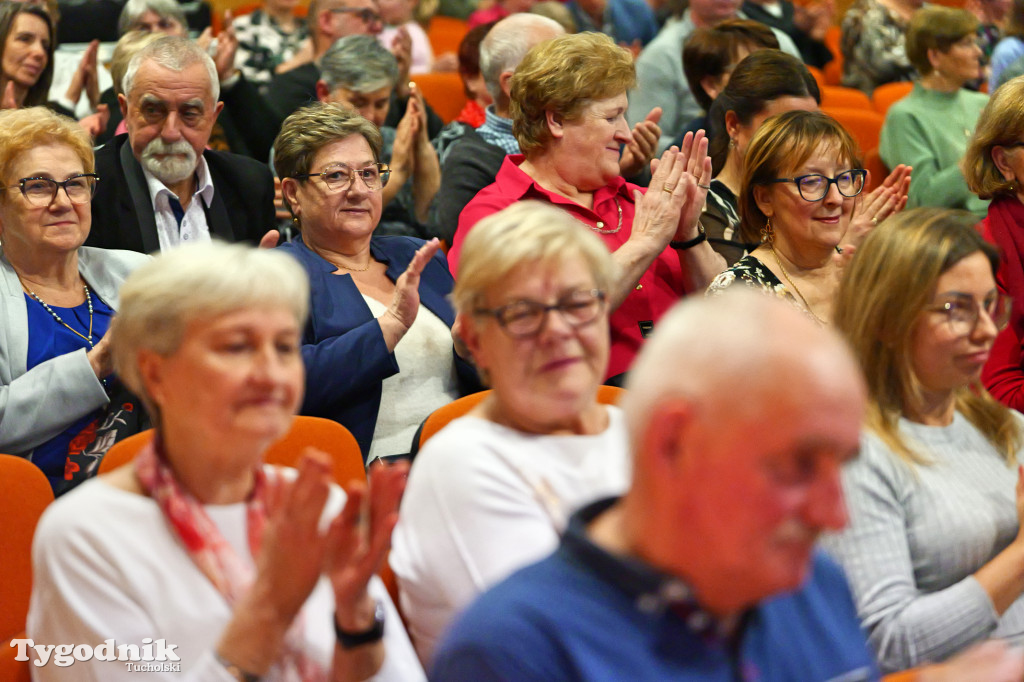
[142,155,216,251]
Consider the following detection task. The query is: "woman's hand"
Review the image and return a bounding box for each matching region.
[87,333,114,379]
[379,239,442,351]
[844,164,912,249]
[391,27,413,97]
[919,640,1024,682]
[618,107,662,179]
[65,40,101,111]
[672,129,712,242]
[326,460,408,629]
[385,95,419,207]
[409,83,441,223]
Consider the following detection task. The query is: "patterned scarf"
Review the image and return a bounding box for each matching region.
[134,439,326,681]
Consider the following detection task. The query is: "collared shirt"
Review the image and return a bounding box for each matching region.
[476,107,520,156]
[450,155,687,378]
[142,155,215,252]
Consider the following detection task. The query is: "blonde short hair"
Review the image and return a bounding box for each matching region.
[111,242,310,424]
[906,6,979,76]
[833,207,1019,466]
[963,76,1024,200]
[452,201,619,314]
[0,108,94,196]
[740,110,861,244]
[509,32,635,157]
[273,102,383,180]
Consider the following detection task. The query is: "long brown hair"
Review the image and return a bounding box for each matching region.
[0,3,54,108]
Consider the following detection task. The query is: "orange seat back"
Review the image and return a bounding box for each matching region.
[807,65,827,93]
[821,85,872,110]
[0,634,32,682]
[871,81,913,115]
[0,455,54,643]
[823,25,843,86]
[864,147,889,193]
[426,15,468,56]
[823,107,884,157]
[98,417,366,488]
[410,72,467,125]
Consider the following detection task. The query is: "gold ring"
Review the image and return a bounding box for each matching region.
[871,217,878,226]
[662,185,674,193]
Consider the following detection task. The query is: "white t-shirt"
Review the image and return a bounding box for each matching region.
[28,469,425,682]
[389,407,632,664]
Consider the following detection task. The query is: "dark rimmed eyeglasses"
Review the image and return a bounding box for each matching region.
[329,7,382,23]
[0,174,99,207]
[923,291,1012,336]
[765,169,867,202]
[291,163,391,192]
[474,289,607,338]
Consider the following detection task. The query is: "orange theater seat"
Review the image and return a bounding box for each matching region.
[426,15,469,57]
[411,72,467,125]
[823,107,884,157]
[864,147,889,192]
[807,65,827,93]
[824,25,843,86]
[871,81,914,115]
[821,86,872,110]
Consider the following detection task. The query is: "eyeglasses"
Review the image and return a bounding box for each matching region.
[766,169,867,202]
[329,7,382,23]
[1,175,99,207]
[291,163,391,192]
[474,289,607,338]
[923,291,1012,336]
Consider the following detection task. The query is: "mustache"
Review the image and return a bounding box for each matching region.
[142,139,195,159]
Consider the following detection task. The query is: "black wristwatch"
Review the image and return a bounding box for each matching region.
[334,601,386,649]
[670,224,707,250]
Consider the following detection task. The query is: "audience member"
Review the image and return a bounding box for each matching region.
[989,0,1024,90]
[27,241,425,681]
[678,19,779,142]
[450,32,721,380]
[118,0,188,36]
[468,0,534,28]
[840,0,918,92]
[628,0,800,152]
[0,2,53,108]
[708,110,897,323]
[0,107,149,494]
[94,31,162,145]
[430,292,869,680]
[86,36,275,253]
[231,0,309,87]
[378,0,438,74]
[317,34,439,235]
[880,6,989,217]
[391,202,631,664]
[274,102,478,461]
[563,0,659,49]
[963,76,1024,410]
[826,208,1024,673]
[702,49,818,264]
[741,0,833,67]
[449,21,493,129]
[431,13,564,243]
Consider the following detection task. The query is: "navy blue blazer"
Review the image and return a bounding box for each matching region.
[280,235,477,460]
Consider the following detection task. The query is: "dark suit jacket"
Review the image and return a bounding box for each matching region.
[86,134,276,254]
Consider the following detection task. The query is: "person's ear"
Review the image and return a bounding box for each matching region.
[926,47,944,74]
[456,311,482,361]
[753,183,773,218]
[498,70,514,99]
[546,110,565,140]
[638,398,695,478]
[315,79,331,103]
[137,349,167,408]
[212,99,224,121]
[118,92,129,121]
[724,109,741,142]
[281,177,300,217]
[701,73,728,103]
[992,145,1017,183]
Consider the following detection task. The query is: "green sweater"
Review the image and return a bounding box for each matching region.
[879,83,989,217]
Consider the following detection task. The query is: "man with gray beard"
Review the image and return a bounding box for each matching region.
[87,36,276,253]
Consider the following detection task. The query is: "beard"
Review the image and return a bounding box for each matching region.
[140,139,197,186]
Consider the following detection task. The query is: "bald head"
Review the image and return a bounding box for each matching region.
[480,13,565,113]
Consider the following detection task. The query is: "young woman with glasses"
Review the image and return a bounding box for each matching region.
[274,102,480,462]
[0,107,149,494]
[390,200,630,665]
[823,207,1024,674]
[709,110,876,325]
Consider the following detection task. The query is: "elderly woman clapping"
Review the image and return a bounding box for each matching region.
[28,242,425,681]
[0,107,148,494]
[448,32,719,379]
[275,102,478,462]
[390,202,631,664]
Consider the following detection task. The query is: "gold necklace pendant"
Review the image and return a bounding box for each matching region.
[769,247,827,326]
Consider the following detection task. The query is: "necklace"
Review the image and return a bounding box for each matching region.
[23,282,96,348]
[769,246,827,326]
[335,260,371,272]
[585,197,623,235]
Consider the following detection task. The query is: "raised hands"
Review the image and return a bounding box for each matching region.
[634,129,711,248]
[65,40,101,112]
[618,106,662,179]
[844,164,911,249]
[378,238,442,351]
[391,27,413,97]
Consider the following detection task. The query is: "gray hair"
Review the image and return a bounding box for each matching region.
[111,242,310,425]
[117,0,187,36]
[452,200,619,315]
[122,35,220,102]
[480,13,563,103]
[321,34,399,94]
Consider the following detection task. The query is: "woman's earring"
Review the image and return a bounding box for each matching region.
[760,217,774,244]
[728,138,737,150]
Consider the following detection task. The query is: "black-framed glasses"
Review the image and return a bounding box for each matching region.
[766,169,867,202]
[292,163,391,192]
[0,174,99,207]
[474,289,607,338]
[923,291,1012,336]
[329,7,382,23]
